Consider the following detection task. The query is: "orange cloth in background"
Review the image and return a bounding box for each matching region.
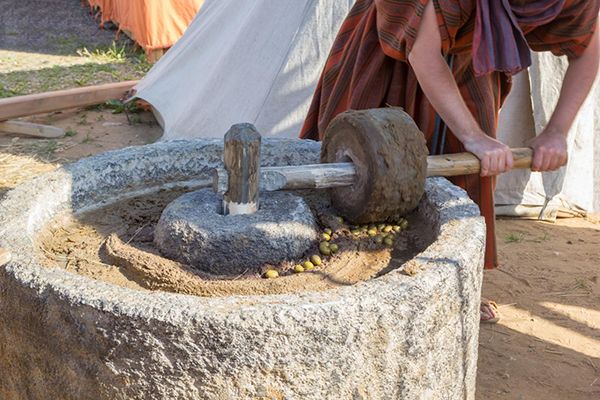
[87,0,204,51]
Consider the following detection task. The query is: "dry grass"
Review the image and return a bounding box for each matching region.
[0,152,58,197]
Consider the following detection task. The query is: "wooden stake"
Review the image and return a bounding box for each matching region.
[0,120,65,138]
[0,81,137,121]
[0,248,11,266]
[222,124,261,215]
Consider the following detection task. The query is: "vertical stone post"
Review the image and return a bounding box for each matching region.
[222,123,261,215]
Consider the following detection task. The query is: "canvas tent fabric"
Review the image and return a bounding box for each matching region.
[134,0,355,139]
[496,53,600,214]
[134,1,599,212]
[87,0,204,52]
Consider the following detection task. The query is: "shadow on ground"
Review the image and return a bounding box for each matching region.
[477,218,600,400]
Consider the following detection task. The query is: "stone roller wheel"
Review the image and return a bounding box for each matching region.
[321,107,429,224]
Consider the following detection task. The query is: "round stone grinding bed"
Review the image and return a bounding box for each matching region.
[0,139,485,400]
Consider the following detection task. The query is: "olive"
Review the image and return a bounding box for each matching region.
[324,228,333,235]
[322,233,331,241]
[294,265,305,273]
[367,228,377,236]
[368,225,377,231]
[360,226,368,232]
[310,255,323,266]
[336,216,344,224]
[303,261,315,270]
[329,243,339,253]
[384,237,394,247]
[375,235,384,244]
[392,225,401,232]
[264,270,279,279]
[401,220,409,229]
[377,223,386,231]
[319,241,331,255]
[383,225,393,233]
[351,229,361,236]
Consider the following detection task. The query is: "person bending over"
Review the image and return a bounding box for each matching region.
[300,0,599,322]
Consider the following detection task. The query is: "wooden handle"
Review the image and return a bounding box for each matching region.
[0,248,11,266]
[426,148,533,177]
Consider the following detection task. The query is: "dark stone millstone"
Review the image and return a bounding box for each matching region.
[154,189,318,275]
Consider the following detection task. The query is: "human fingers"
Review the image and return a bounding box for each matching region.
[488,151,499,176]
[539,148,552,171]
[496,150,506,174]
[480,153,490,177]
[505,149,514,171]
[531,145,544,171]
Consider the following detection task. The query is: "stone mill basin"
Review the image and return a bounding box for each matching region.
[0,139,485,400]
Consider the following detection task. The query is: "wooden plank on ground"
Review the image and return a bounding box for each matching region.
[0,120,65,138]
[0,81,138,121]
[0,248,11,266]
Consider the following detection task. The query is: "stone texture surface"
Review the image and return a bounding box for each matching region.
[154,189,318,275]
[0,139,485,400]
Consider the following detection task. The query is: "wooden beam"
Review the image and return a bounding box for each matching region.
[0,120,65,138]
[0,248,11,266]
[0,81,138,121]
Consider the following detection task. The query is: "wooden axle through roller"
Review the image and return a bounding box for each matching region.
[217,108,534,223]
[213,148,533,194]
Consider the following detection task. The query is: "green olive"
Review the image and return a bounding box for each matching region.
[310,255,323,266]
[384,237,394,247]
[360,226,368,232]
[367,229,377,236]
[303,261,315,270]
[383,225,393,233]
[294,265,305,273]
[400,220,409,229]
[368,225,377,231]
[329,243,339,253]
[377,223,386,231]
[375,235,384,244]
[336,216,344,224]
[324,228,333,235]
[351,229,361,236]
[322,233,331,241]
[319,241,332,255]
[264,270,279,279]
[392,225,401,232]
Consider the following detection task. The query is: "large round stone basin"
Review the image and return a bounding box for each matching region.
[0,139,485,400]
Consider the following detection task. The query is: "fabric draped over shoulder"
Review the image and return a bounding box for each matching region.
[374,0,471,61]
[299,0,599,269]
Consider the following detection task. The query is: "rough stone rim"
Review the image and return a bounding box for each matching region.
[0,139,485,325]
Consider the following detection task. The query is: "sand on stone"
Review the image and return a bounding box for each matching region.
[37,189,433,297]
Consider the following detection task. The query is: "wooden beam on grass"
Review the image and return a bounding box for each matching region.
[0,120,65,138]
[0,248,11,266]
[0,81,138,121]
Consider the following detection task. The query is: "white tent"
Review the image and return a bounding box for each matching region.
[135,0,600,213]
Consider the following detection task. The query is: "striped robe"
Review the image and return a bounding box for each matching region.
[300,0,599,269]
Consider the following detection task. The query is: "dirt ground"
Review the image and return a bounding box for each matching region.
[1,1,599,398]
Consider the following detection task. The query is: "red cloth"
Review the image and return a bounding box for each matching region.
[300,0,599,269]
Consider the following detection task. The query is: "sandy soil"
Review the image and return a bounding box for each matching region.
[37,190,431,297]
[477,217,600,399]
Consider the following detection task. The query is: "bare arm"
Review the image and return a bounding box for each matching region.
[408,1,513,177]
[530,23,600,171]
